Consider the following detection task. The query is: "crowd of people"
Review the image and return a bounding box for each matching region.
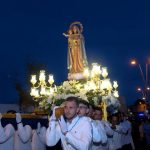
[132,115,150,150]
[0,96,138,150]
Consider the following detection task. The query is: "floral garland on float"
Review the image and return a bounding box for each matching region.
[30,63,120,120]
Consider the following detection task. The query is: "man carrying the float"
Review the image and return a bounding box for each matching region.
[46,96,92,150]
[78,99,108,150]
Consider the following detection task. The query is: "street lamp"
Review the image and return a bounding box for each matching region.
[137,87,146,100]
[130,59,146,85]
[130,58,150,101]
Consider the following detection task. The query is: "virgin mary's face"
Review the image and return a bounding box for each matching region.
[73,26,78,34]
[68,29,72,35]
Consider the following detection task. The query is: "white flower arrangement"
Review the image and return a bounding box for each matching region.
[37,79,120,111]
[31,63,120,113]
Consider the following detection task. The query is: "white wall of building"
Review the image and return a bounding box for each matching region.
[0,104,19,113]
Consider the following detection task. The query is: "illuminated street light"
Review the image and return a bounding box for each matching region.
[137,87,145,98]
[130,59,146,85]
[136,86,150,101]
[137,87,142,91]
[131,59,137,65]
[142,97,146,100]
[147,87,150,91]
[130,58,150,101]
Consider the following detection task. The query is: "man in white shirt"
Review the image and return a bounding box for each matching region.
[109,114,128,150]
[92,107,111,150]
[46,96,92,150]
[14,113,32,150]
[93,107,113,137]
[119,113,135,150]
[0,113,15,150]
[78,100,107,146]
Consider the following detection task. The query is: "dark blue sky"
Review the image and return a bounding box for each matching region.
[0,0,149,105]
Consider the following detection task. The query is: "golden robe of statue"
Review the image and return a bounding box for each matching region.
[64,22,88,75]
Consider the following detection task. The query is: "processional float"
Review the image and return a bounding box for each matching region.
[30,22,120,120]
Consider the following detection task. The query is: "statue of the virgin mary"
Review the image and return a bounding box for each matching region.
[63,22,88,80]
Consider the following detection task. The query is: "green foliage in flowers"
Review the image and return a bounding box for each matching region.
[35,79,120,111]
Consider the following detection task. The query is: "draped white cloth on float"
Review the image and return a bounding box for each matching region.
[14,123,32,150]
[0,124,15,150]
[32,127,46,150]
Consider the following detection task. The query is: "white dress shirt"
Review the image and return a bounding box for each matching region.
[120,120,135,149]
[96,120,114,150]
[108,124,127,150]
[46,116,92,150]
[14,123,32,150]
[102,121,113,137]
[91,120,108,150]
[88,117,102,143]
[0,124,15,150]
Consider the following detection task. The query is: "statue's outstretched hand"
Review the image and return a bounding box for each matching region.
[63,33,68,37]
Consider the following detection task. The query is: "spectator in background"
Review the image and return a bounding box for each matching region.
[0,113,15,150]
[139,119,144,141]
[143,117,150,150]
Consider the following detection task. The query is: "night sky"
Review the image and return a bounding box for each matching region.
[0,0,150,106]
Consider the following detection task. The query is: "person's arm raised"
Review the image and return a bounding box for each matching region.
[46,106,61,146]
[16,113,32,143]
